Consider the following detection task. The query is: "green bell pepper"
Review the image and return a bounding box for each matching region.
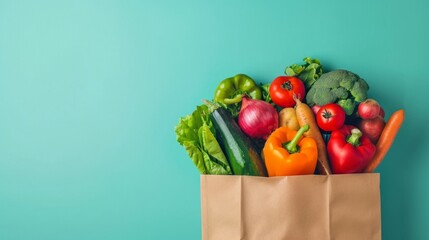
[214,74,262,105]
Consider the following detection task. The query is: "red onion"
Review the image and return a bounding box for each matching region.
[238,96,278,139]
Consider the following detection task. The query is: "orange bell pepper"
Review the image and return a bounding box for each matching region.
[263,124,318,176]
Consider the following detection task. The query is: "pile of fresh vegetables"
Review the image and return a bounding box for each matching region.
[175,57,405,176]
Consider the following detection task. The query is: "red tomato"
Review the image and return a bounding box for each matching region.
[269,76,305,108]
[316,103,346,131]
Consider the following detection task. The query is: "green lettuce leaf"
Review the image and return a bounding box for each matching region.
[285,57,323,90]
[260,83,272,104]
[175,105,232,175]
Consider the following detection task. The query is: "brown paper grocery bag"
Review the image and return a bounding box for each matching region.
[201,174,381,240]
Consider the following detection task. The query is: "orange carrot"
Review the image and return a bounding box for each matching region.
[295,98,331,175]
[363,109,405,173]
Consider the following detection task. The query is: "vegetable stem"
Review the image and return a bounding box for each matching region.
[285,124,310,153]
[347,128,362,146]
[281,80,293,91]
[223,94,243,104]
[202,99,220,113]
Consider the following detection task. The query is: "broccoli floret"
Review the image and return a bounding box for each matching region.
[309,87,337,106]
[315,76,341,89]
[351,79,369,102]
[305,69,369,115]
[337,99,355,116]
[305,73,341,106]
[331,87,349,100]
[339,78,354,90]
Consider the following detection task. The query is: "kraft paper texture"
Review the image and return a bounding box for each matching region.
[201,174,381,240]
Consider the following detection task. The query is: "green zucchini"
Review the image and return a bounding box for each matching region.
[210,108,267,176]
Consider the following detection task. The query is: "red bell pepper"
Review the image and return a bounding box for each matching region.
[327,125,376,174]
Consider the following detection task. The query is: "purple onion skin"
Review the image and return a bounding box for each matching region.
[238,97,278,140]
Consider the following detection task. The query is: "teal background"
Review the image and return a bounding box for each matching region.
[0,0,427,239]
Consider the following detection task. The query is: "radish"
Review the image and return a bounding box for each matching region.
[358,99,381,119]
[357,116,385,144]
